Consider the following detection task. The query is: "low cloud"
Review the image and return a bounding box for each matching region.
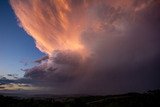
[0,77,37,91]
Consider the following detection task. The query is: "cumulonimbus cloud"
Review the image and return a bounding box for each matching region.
[10,0,160,94]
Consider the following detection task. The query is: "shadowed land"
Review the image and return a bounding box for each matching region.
[0,90,160,107]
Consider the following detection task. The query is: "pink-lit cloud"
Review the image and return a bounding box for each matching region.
[10,0,160,94]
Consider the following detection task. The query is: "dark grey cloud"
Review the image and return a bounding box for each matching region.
[35,55,49,63]
[24,50,86,86]
[0,77,27,85]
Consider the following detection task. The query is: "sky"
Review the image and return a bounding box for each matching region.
[0,0,44,78]
[0,0,160,95]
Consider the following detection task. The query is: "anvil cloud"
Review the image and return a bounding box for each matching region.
[10,0,160,94]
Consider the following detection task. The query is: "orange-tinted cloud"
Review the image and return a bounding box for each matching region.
[10,0,160,94]
[10,0,87,56]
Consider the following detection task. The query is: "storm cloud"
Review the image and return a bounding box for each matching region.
[10,0,160,95]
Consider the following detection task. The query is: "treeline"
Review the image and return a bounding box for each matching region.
[0,90,160,107]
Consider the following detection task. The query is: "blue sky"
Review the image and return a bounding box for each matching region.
[0,0,44,78]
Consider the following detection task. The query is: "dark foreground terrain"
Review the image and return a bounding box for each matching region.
[0,90,160,107]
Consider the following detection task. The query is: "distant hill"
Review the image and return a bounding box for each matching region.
[0,90,160,107]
